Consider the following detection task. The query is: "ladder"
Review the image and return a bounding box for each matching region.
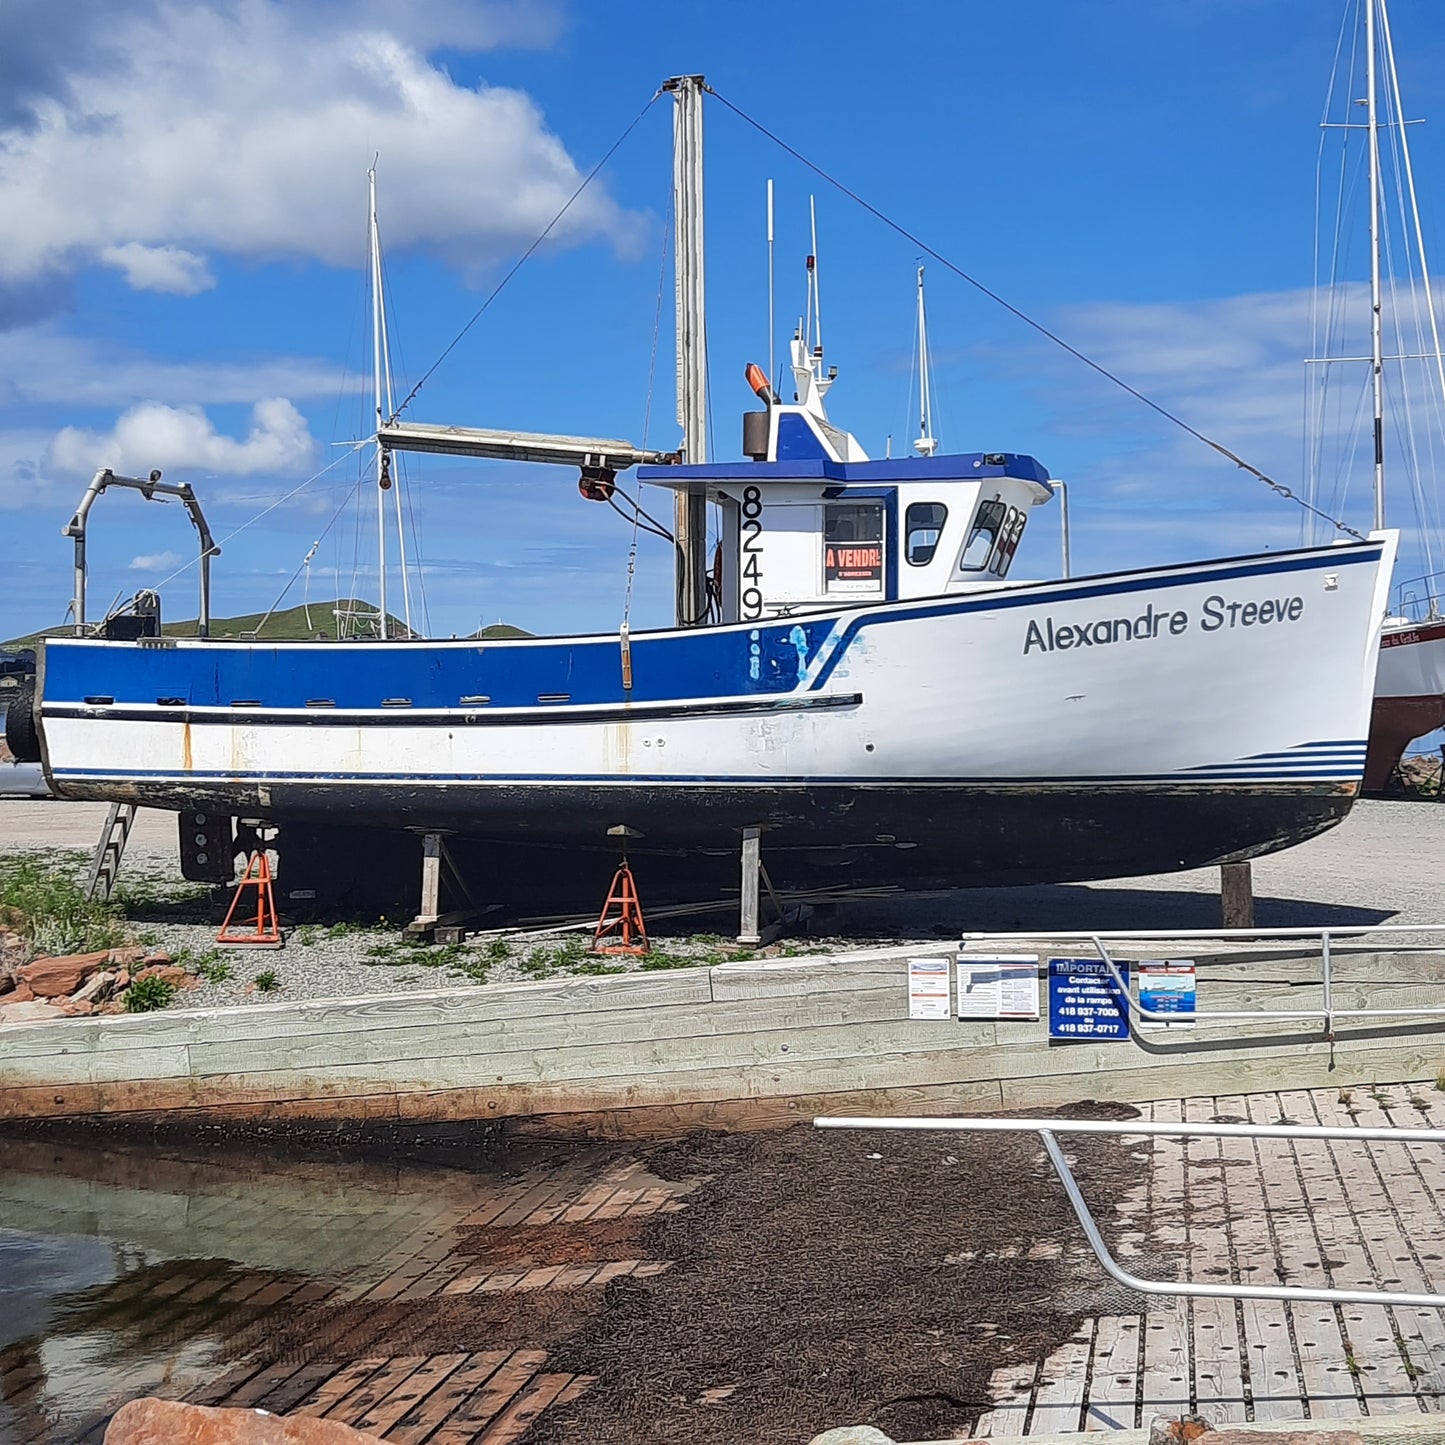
[85,803,137,901]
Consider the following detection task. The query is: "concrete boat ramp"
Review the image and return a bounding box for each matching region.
[8,1082,1445,1442]
[4,934,1445,1133]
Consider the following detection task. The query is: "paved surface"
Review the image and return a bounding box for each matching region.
[976,1081,1445,1434]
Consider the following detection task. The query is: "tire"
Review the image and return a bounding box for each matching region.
[4,677,40,762]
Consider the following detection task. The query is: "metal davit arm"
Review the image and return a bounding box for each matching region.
[64,469,219,637]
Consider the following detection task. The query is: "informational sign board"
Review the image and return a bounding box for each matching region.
[1137,959,1196,1030]
[956,955,1040,1021]
[1048,958,1131,1041]
[907,956,952,1020]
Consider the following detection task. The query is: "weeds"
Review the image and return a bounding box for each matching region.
[191,949,230,984]
[484,937,511,962]
[124,976,175,1013]
[253,969,280,993]
[297,925,318,947]
[1436,1066,1445,1094]
[0,856,127,956]
[1337,1088,1353,1105]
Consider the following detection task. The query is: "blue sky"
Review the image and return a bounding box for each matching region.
[5,0,1445,642]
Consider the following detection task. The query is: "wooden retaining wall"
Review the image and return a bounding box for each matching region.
[2,945,1444,1137]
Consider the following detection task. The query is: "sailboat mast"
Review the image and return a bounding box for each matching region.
[1367,0,1386,531]
[667,74,709,627]
[368,163,389,640]
[914,265,938,457]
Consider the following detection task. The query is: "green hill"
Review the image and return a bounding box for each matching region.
[5,601,533,650]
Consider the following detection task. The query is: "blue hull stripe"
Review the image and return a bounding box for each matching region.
[40,541,1386,714]
[50,768,1361,787]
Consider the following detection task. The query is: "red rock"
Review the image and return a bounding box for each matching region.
[142,951,173,966]
[136,964,192,986]
[10,981,35,1003]
[104,1397,387,1443]
[18,950,111,998]
[109,945,147,968]
[99,1000,126,1014]
[73,969,117,1004]
[115,970,132,988]
[0,1000,63,1024]
[0,971,12,997]
[61,999,95,1016]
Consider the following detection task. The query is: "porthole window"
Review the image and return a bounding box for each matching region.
[904,502,948,566]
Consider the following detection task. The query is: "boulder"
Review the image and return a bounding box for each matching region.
[109,945,148,968]
[61,999,95,1016]
[73,969,118,1004]
[0,1000,64,1025]
[18,950,111,998]
[9,981,36,1003]
[136,964,197,988]
[142,951,174,966]
[104,1397,388,1443]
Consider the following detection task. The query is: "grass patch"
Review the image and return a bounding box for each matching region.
[519,933,592,978]
[253,969,280,993]
[0,856,127,956]
[124,976,175,1013]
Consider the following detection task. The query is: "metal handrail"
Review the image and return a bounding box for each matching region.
[958,923,1445,1038]
[815,1115,1445,1307]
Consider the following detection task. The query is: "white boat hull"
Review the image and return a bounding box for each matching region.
[31,536,1394,889]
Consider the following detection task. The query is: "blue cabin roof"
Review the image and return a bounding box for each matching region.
[637,450,1051,486]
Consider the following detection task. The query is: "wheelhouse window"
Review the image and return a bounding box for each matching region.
[904,502,947,566]
[824,503,885,593]
[992,507,1027,577]
[959,499,1007,571]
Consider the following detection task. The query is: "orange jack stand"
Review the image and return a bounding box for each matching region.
[592,859,649,955]
[215,850,284,948]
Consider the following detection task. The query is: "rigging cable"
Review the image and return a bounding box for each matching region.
[704,85,1368,544]
[388,92,663,426]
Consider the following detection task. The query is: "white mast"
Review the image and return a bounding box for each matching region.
[667,74,709,627]
[368,162,389,640]
[1366,0,1386,531]
[913,265,938,456]
[767,178,776,392]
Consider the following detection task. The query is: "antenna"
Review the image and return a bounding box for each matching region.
[914,265,938,456]
[767,178,776,393]
[808,194,823,358]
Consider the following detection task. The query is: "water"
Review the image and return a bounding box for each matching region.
[0,1126,565,1443]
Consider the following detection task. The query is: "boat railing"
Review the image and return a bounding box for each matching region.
[1391,569,1445,622]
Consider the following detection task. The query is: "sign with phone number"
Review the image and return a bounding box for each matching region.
[1048,958,1130,1040]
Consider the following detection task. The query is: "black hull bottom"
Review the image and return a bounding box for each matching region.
[60,779,1357,909]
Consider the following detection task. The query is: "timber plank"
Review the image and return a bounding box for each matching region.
[473,1372,576,1445]
[322,1355,429,1426]
[352,1353,469,1437]
[1083,1315,1140,1431]
[292,1357,390,1418]
[425,1349,548,1445]
[1027,1330,1092,1435]
[388,1351,512,1445]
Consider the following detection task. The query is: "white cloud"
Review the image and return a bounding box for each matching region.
[130,550,183,571]
[99,243,215,296]
[0,1,640,304]
[0,323,344,408]
[49,398,316,478]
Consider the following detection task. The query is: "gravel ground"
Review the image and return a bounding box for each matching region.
[3,795,1444,1010]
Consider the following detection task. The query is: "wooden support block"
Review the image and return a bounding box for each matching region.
[1220,861,1255,929]
[738,826,762,945]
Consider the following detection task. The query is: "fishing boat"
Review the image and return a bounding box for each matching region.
[8,77,1398,909]
[1309,0,1445,790]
